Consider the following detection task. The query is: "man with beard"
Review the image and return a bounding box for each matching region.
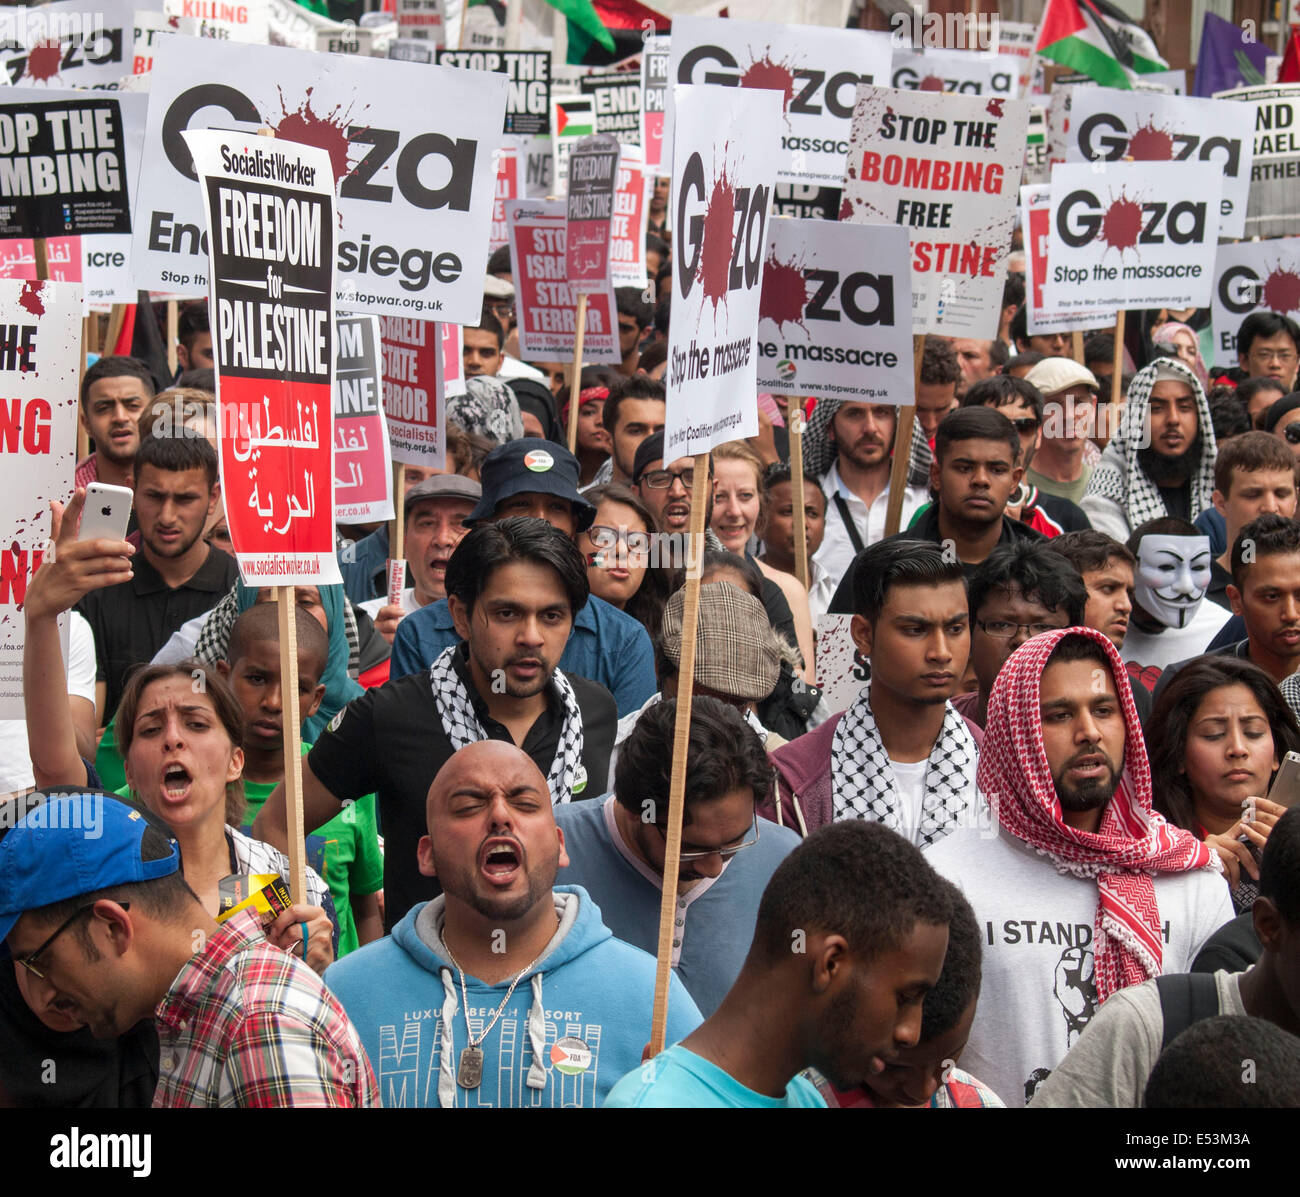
[605,821,952,1107]
[632,430,707,540]
[75,431,238,714]
[923,628,1233,1106]
[1118,518,1230,676]
[324,740,702,1108]
[805,398,931,593]
[1081,358,1217,542]
[253,519,618,931]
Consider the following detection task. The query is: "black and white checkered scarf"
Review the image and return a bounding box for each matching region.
[831,685,977,846]
[804,399,932,488]
[428,645,585,803]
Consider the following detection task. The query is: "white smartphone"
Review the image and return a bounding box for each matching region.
[77,483,134,542]
[1267,751,1300,810]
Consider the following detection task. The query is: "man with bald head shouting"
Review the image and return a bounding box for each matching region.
[325,741,702,1108]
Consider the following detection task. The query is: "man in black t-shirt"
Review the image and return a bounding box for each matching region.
[253,519,617,930]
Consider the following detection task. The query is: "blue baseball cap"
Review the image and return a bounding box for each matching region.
[464,437,597,532]
[0,791,181,947]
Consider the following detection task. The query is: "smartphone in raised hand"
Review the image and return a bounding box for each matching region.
[76,483,133,543]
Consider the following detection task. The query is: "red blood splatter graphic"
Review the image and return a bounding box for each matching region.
[23,39,62,83]
[759,251,810,335]
[739,47,797,112]
[1100,190,1144,255]
[1263,267,1300,314]
[18,281,46,317]
[698,166,736,319]
[1126,121,1174,160]
[919,75,944,93]
[986,98,1004,118]
[838,197,854,221]
[272,88,356,186]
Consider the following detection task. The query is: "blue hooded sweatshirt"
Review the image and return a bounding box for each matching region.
[324,885,702,1108]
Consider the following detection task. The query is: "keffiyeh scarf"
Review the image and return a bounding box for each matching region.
[447,376,524,445]
[429,646,585,803]
[1083,357,1216,533]
[831,685,977,847]
[981,626,1219,1002]
[804,399,931,488]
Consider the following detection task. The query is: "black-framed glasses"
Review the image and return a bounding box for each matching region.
[18,902,129,979]
[652,813,760,861]
[1010,417,1040,434]
[641,467,695,490]
[977,619,1060,640]
[1284,425,1300,445]
[587,524,652,554]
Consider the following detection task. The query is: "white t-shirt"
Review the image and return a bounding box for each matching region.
[886,757,928,848]
[1119,600,1231,672]
[0,611,96,793]
[923,823,1235,1107]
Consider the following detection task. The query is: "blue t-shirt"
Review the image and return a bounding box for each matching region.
[1194,505,1227,559]
[389,593,656,717]
[605,1044,827,1108]
[554,796,800,1017]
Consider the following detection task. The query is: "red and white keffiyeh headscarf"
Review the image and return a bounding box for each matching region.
[979,626,1220,1003]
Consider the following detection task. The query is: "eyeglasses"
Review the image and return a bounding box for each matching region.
[1009,417,1039,434]
[652,813,761,861]
[488,301,515,319]
[977,619,1061,640]
[641,467,695,490]
[1252,348,1297,364]
[1284,425,1300,445]
[587,524,652,554]
[18,902,129,979]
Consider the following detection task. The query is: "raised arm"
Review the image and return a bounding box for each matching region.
[24,492,134,789]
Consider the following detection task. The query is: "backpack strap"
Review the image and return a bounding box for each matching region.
[832,493,866,556]
[1155,972,1221,1051]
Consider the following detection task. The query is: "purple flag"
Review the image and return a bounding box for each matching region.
[1195,11,1270,97]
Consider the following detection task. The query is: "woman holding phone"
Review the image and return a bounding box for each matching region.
[21,490,337,978]
[1148,657,1298,913]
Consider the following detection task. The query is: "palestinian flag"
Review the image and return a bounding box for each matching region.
[1035,0,1167,89]
[557,0,670,68]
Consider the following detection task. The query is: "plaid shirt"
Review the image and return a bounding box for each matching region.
[153,907,379,1107]
[74,454,98,490]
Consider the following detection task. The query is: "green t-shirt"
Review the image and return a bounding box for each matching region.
[114,743,383,958]
[1025,463,1092,506]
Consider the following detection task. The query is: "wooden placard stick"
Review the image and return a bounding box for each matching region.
[103,303,127,357]
[1111,309,1125,409]
[276,585,308,903]
[566,292,588,454]
[166,300,179,377]
[391,462,406,567]
[790,400,808,589]
[648,457,710,1055]
[1072,329,1085,365]
[884,334,926,537]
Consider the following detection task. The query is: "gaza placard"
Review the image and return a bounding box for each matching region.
[507,199,619,365]
[186,128,341,587]
[667,16,892,186]
[0,279,79,719]
[0,0,138,88]
[1211,237,1300,363]
[1041,161,1223,314]
[134,33,507,321]
[1021,184,1110,334]
[1064,90,1254,239]
[842,86,1029,339]
[665,84,783,458]
[888,48,1019,97]
[757,218,913,403]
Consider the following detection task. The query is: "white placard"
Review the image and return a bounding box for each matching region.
[842,85,1029,339]
[1021,183,1111,334]
[1210,237,1300,364]
[757,218,914,403]
[889,48,1020,98]
[1041,161,1223,314]
[664,84,782,459]
[0,279,79,719]
[1064,90,1254,239]
[0,0,144,89]
[667,16,893,186]
[814,613,866,717]
[133,33,507,322]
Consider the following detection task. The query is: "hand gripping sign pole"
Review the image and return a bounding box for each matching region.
[790,402,809,588]
[649,460,710,1055]
[884,337,926,537]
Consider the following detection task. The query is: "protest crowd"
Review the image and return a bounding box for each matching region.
[8,0,1300,1131]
